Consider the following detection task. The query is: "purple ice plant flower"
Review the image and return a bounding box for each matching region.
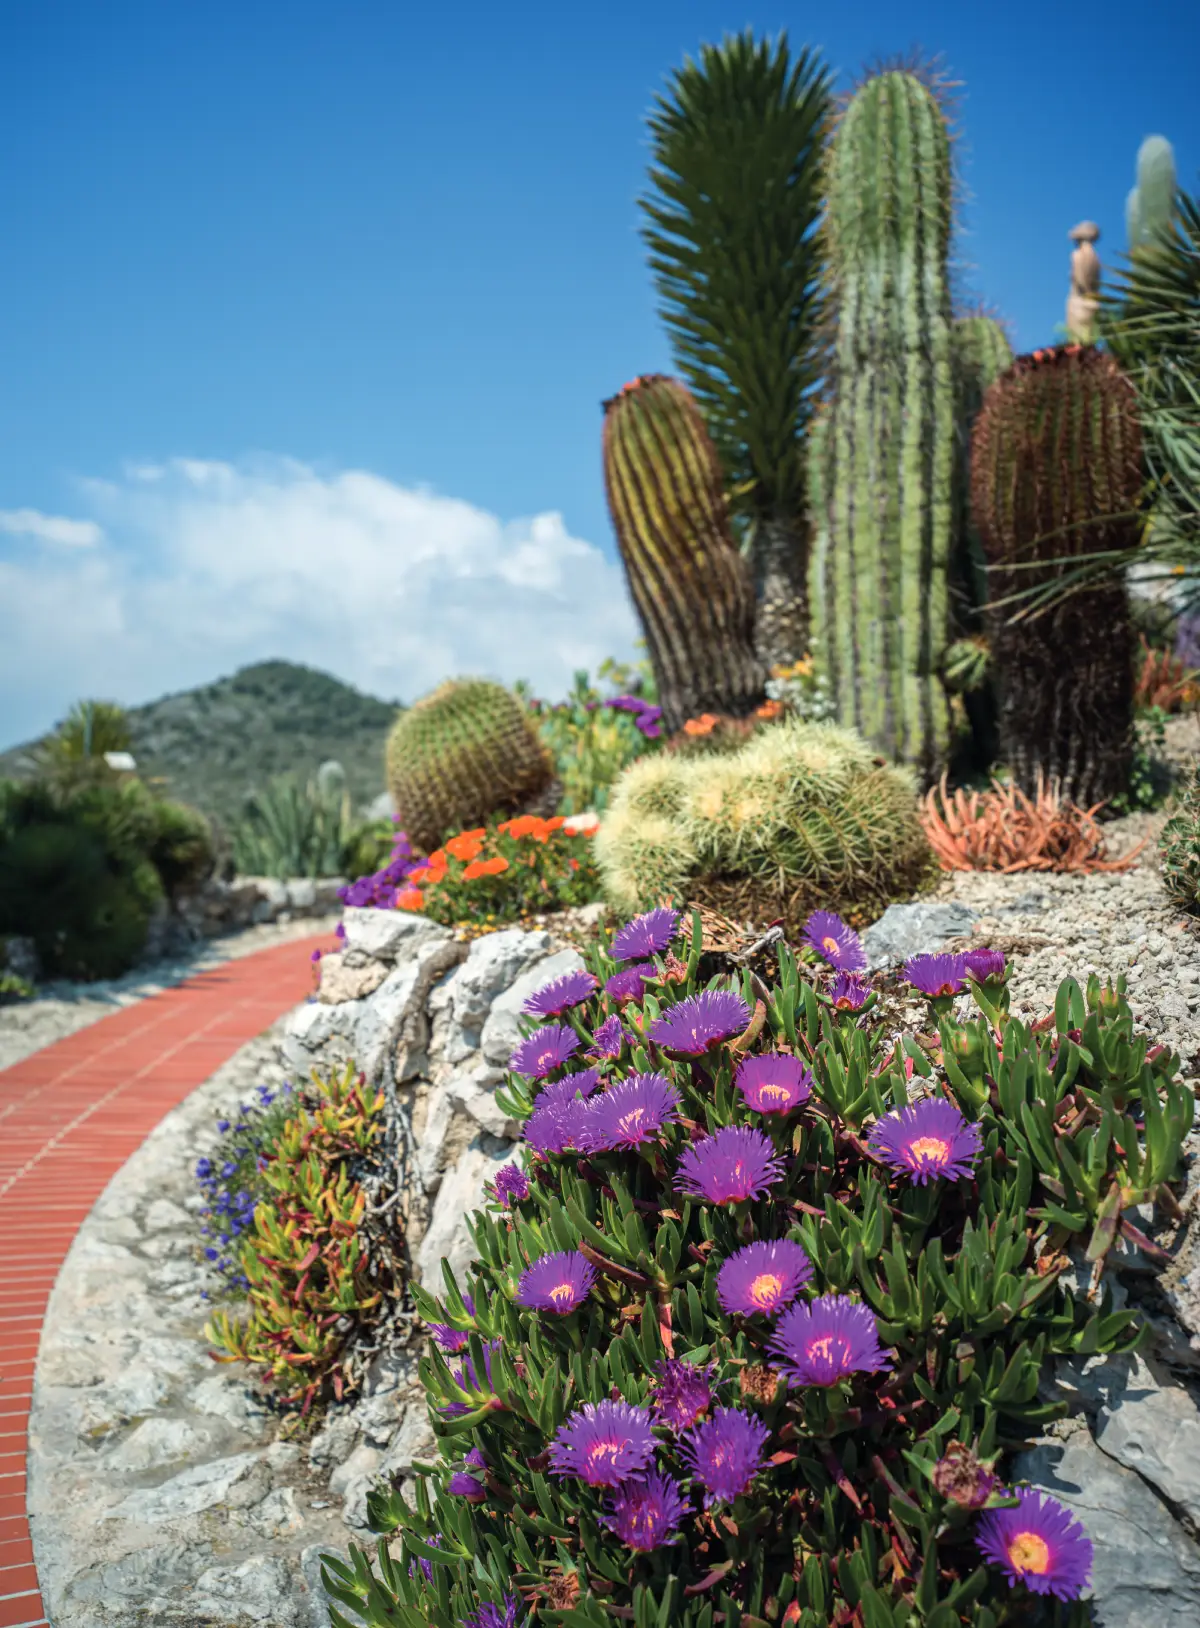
[769,1295,891,1388]
[514,1250,597,1315]
[524,1095,591,1156]
[443,1338,503,1416]
[716,1239,813,1318]
[653,1359,713,1432]
[680,1407,771,1506]
[962,947,1007,985]
[976,1487,1093,1601]
[548,1400,657,1487]
[648,990,751,1055]
[867,1098,983,1186]
[582,1073,681,1151]
[804,911,867,973]
[408,1533,444,1582]
[675,1126,786,1206]
[509,1024,580,1079]
[538,1067,602,1108]
[428,1293,476,1353]
[465,1448,487,1470]
[605,966,655,1004]
[522,969,600,1019]
[588,1014,627,1060]
[904,952,969,998]
[491,1163,531,1207]
[603,1472,687,1551]
[611,908,681,963]
[448,1470,487,1502]
[462,1595,522,1628]
[734,1052,813,1115]
[830,971,872,1011]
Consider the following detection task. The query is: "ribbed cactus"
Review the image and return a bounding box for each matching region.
[1127,135,1177,251]
[969,345,1143,807]
[384,679,555,853]
[602,374,765,736]
[808,69,957,783]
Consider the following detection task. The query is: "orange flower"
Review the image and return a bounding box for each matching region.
[542,815,566,832]
[462,856,510,880]
[445,831,485,862]
[683,713,718,736]
[755,698,783,720]
[427,848,448,868]
[499,814,540,839]
[395,887,425,912]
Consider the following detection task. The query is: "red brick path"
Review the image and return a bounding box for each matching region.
[0,934,329,1628]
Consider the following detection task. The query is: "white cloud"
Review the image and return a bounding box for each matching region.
[0,457,640,747]
[0,507,104,547]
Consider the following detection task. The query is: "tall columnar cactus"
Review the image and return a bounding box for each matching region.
[1127,135,1177,251]
[951,313,1015,617]
[969,345,1143,807]
[808,69,957,783]
[602,374,765,735]
[384,678,555,853]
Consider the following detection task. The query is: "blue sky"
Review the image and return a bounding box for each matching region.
[1,0,1196,747]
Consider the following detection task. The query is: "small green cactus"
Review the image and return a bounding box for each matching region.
[385,679,555,853]
[1160,773,1200,909]
[1127,135,1177,252]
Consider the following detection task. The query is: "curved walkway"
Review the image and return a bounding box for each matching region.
[0,934,329,1628]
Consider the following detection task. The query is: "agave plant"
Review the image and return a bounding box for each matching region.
[232,766,356,879]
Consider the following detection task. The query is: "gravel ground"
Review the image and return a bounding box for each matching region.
[0,917,340,1073]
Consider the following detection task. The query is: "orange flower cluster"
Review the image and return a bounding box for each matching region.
[682,713,718,737]
[393,813,577,915]
[498,814,567,843]
[755,698,784,720]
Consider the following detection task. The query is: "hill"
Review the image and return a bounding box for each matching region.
[0,660,401,829]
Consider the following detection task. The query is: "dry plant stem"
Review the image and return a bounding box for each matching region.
[919,773,1146,874]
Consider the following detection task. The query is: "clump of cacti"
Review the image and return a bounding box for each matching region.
[602,375,766,735]
[595,716,930,928]
[1160,770,1200,910]
[1127,134,1177,252]
[808,68,958,783]
[385,679,556,853]
[969,344,1143,807]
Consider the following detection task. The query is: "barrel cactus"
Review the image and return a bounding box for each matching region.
[808,68,958,783]
[595,716,930,928]
[969,344,1143,807]
[385,679,556,853]
[602,375,766,736]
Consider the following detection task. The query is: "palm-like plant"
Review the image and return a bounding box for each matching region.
[639,30,833,669]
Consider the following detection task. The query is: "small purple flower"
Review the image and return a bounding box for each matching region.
[523,969,600,1018]
[635,707,664,740]
[605,966,655,1004]
[462,1595,521,1628]
[582,1073,681,1151]
[675,1126,786,1205]
[680,1407,770,1505]
[734,1053,812,1115]
[963,947,1007,985]
[195,1157,212,1180]
[976,1487,1093,1601]
[443,1338,503,1415]
[509,1024,580,1079]
[492,1163,531,1207]
[548,1400,657,1487]
[904,952,968,998]
[409,1532,444,1582]
[830,971,872,1011]
[310,949,322,963]
[769,1295,891,1388]
[648,990,751,1055]
[448,1470,487,1502]
[653,1359,713,1432]
[716,1239,813,1317]
[804,911,866,973]
[428,1292,476,1353]
[334,922,346,941]
[524,1095,592,1156]
[611,908,681,962]
[539,1067,602,1107]
[867,1098,983,1186]
[465,1448,487,1470]
[515,1251,597,1315]
[603,1472,687,1551]
[589,1014,627,1060]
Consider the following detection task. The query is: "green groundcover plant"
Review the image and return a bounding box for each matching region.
[320,908,1191,1627]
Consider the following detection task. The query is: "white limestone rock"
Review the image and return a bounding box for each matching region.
[416,1137,515,1287]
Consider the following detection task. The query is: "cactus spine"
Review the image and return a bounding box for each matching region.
[602,375,765,735]
[1127,135,1177,251]
[969,345,1142,807]
[808,69,957,782]
[385,678,555,853]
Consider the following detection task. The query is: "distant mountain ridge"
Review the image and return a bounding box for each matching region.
[0,660,401,829]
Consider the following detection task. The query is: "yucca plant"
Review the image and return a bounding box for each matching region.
[640,30,833,668]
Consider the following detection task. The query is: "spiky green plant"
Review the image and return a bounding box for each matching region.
[385,679,556,854]
[595,717,930,926]
[1160,769,1200,909]
[602,376,765,735]
[969,345,1143,806]
[808,68,959,783]
[1127,135,1177,253]
[639,29,834,667]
